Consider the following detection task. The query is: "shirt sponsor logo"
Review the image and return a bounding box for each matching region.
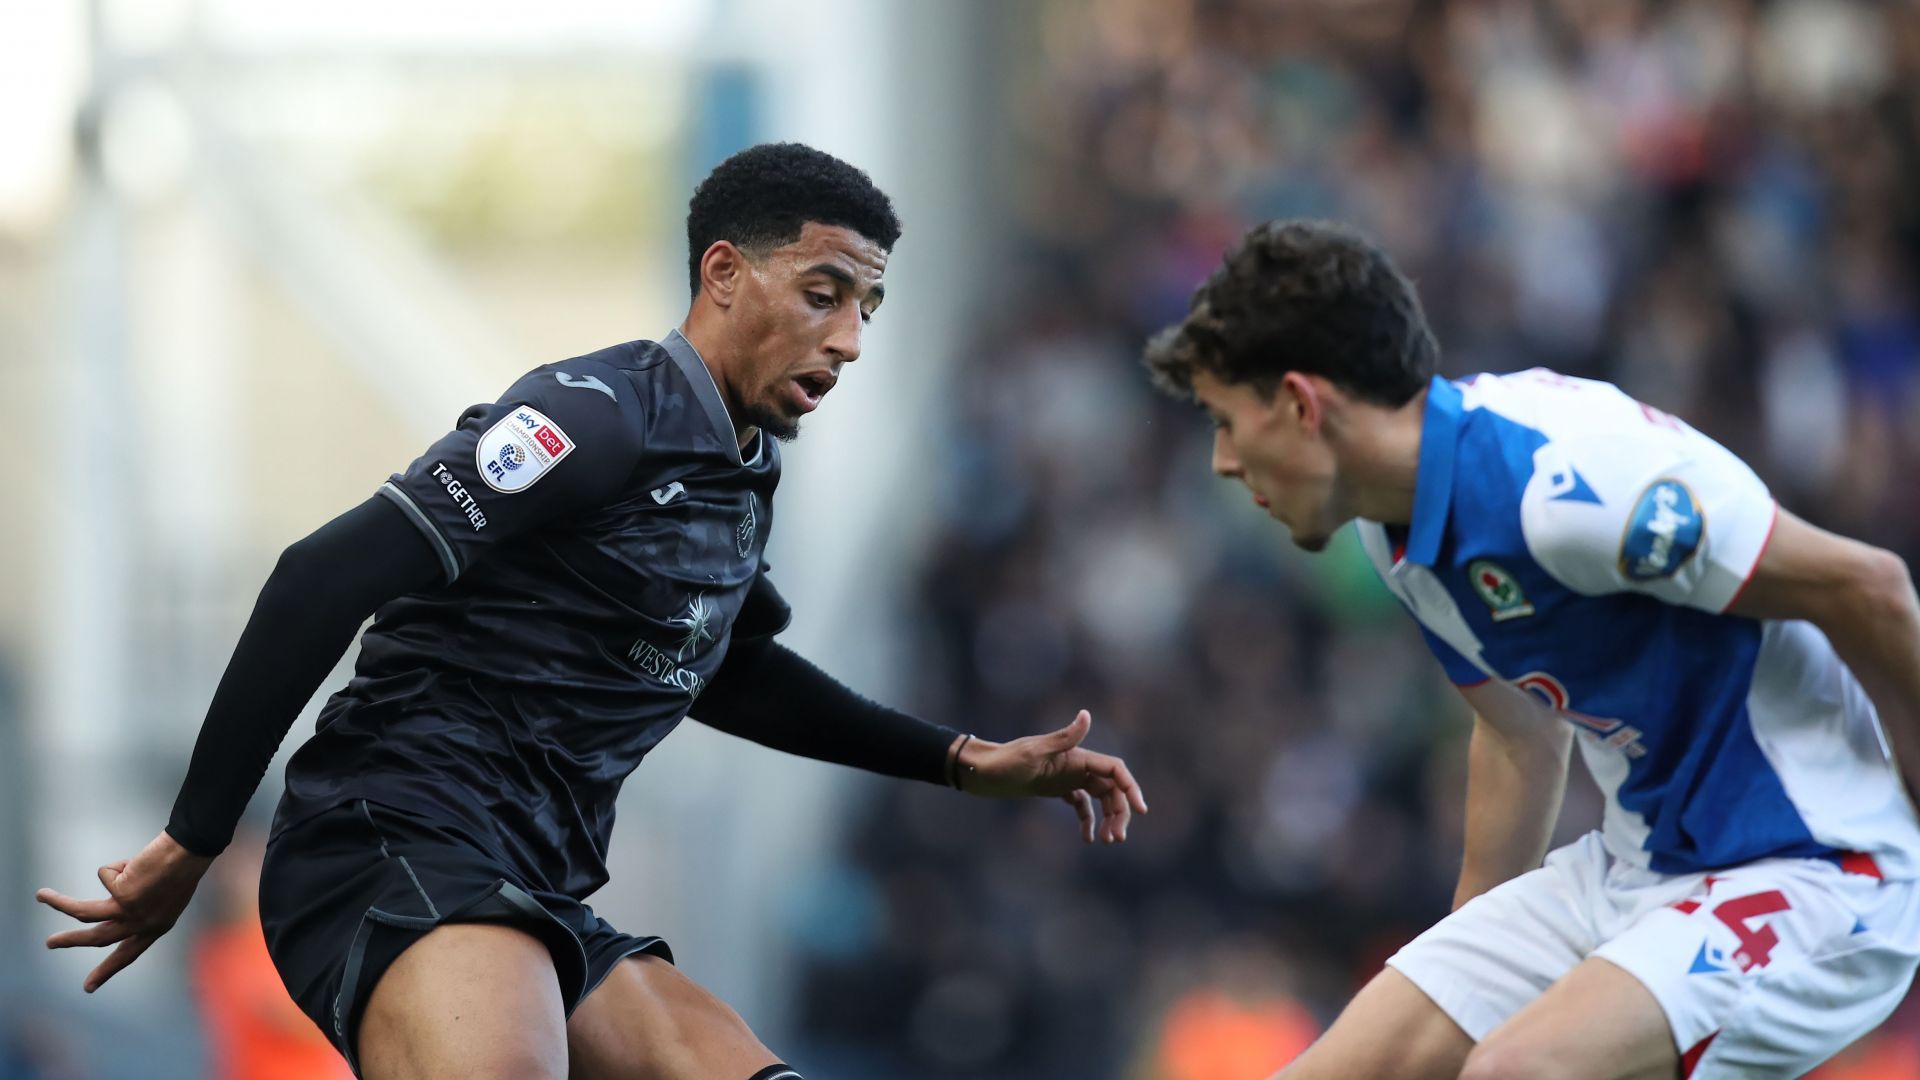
[430,462,488,530]
[629,593,720,695]
[477,406,575,493]
[650,481,686,506]
[1620,479,1703,581]
[669,594,716,659]
[627,638,706,697]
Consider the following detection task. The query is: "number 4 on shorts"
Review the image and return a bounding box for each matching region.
[1713,890,1790,972]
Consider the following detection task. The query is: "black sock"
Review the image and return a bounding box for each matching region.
[746,1067,802,1080]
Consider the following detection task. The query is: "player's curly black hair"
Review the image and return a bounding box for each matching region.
[686,142,902,297]
[1143,219,1437,407]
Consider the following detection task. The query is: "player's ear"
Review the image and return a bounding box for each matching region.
[1279,371,1324,433]
[698,241,745,308]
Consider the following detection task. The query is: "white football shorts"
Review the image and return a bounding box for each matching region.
[1386,831,1920,1077]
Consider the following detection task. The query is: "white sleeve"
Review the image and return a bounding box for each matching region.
[1520,423,1777,613]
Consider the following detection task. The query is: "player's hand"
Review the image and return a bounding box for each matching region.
[957,710,1148,844]
[36,830,215,993]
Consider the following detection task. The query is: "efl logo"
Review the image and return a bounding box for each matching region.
[477,405,575,494]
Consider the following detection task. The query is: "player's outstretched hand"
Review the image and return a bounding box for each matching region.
[959,710,1149,844]
[36,830,215,993]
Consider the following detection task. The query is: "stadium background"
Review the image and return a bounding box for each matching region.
[2,1,1917,1077]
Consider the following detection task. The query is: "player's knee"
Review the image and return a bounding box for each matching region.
[1459,1040,1573,1080]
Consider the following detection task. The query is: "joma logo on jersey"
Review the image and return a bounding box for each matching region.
[1622,479,1702,581]
[1515,672,1647,758]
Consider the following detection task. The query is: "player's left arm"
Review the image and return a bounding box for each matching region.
[1725,509,1920,803]
[695,595,1147,843]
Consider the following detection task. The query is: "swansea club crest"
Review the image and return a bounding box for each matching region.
[736,495,757,559]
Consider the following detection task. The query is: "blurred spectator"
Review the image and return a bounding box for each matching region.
[793,1,1920,1076]
[1126,937,1320,1080]
[191,830,348,1080]
[1139,990,1316,1080]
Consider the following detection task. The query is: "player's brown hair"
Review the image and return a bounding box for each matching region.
[1143,219,1438,406]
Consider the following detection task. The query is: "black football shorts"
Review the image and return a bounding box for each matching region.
[258,798,671,1075]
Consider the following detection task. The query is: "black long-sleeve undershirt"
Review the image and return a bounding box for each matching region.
[693,638,960,785]
[165,496,960,857]
[164,496,441,855]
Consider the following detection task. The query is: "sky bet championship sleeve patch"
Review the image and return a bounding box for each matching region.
[1619,478,1704,580]
[477,405,575,493]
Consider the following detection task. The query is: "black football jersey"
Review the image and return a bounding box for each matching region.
[274,331,787,899]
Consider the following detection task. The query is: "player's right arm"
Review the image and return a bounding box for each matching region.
[36,361,643,993]
[35,496,443,992]
[1451,679,1573,909]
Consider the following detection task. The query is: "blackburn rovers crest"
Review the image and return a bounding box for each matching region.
[1467,559,1534,622]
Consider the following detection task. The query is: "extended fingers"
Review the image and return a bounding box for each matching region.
[1062,791,1096,844]
[46,921,131,950]
[1060,785,1134,844]
[1098,784,1132,843]
[85,935,153,994]
[1107,759,1148,815]
[1074,776,1130,843]
[1081,754,1149,816]
[35,889,120,924]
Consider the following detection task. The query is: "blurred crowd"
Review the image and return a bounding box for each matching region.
[792,1,1920,1077]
